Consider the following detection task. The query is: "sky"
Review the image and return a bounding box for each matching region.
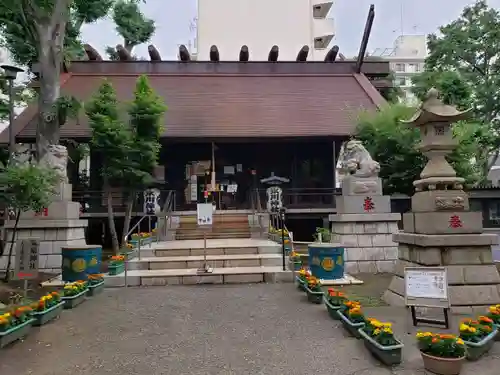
[81,0,500,59]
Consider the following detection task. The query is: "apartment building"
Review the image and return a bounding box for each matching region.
[372,35,428,104]
[196,0,335,61]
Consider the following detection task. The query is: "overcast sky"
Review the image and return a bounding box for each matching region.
[81,0,500,59]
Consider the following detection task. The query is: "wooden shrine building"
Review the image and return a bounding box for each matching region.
[0,6,391,218]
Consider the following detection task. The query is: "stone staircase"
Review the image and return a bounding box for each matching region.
[105,238,292,287]
[174,213,251,240]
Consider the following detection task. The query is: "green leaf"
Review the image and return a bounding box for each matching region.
[0,164,59,212]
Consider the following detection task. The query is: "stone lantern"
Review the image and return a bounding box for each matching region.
[403,88,479,235]
[383,88,500,314]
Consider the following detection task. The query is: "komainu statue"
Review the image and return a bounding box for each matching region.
[40,144,68,183]
[337,140,380,179]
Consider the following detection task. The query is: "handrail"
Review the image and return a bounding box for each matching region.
[156,190,175,242]
[123,190,175,244]
[124,214,149,244]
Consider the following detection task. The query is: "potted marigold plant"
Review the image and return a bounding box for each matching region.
[130,232,152,247]
[416,332,465,375]
[459,317,497,361]
[323,288,347,320]
[31,291,65,326]
[304,276,324,304]
[337,300,365,338]
[0,306,34,348]
[486,304,500,341]
[289,251,302,271]
[108,255,126,276]
[120,243,135,260]
[296,268,310,291]
[87,274,105,296]
[358,318,403,365]
[62,281,88,309]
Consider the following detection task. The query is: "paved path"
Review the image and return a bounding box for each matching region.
[1,284,500,375]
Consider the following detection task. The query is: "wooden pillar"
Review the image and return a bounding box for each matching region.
[332,139,337,198]
[292,148,298,205]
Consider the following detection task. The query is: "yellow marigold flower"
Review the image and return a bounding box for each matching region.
[459,323,469,332]
[373,328,381,335]
[457,338,464,345]
[382,328,393,334]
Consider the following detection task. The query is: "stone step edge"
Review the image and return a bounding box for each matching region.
[151,242,279,250]
[106,266,288,278]
[104,267,293,286]
[130,254,284,263]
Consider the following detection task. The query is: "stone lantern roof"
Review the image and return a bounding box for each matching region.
[403,88,471,127]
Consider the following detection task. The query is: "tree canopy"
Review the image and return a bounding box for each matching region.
[120,75,165,243]
[0,0,155,163]
[86,77,165,250]
[0,0,114,67]
[411,0,500,179]
[105,0,156,60]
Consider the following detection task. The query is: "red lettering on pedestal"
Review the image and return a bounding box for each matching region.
[449,215,462,228]
[363,197,375,212]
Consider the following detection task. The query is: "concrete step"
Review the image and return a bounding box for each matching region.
[105,266,293,286]
[128,253,284,270]
[155,246,269,257]
[175,232,250,240]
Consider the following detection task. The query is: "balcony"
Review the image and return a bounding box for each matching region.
[312,1,334,18]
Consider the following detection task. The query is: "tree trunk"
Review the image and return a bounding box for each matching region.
[105,184,120,254]
[3,209,21,282]
[34,0,71,162]
[121,193,135,247]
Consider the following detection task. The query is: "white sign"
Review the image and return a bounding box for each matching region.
[224,166,235,175]
[227,184,238,193]
[405,267,449,308]
[13,239,40,280]
[197,203,213,226]
[190,175,198,201]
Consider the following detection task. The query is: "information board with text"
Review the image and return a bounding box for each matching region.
[404,267,450,308]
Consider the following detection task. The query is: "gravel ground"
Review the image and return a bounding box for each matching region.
[1,284,500,375]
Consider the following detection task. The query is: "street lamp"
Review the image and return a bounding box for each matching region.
[1,64,24,156]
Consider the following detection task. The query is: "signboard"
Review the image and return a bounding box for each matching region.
[404,266,450,329]
[404,267,449,308]
[190,175,198,201]
[13,239,40,280]
[197,203,213,226]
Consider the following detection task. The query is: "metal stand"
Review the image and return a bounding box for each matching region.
[197,230,213,274]
[408,306,450,330]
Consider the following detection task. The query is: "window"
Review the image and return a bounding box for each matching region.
[488,200,500,224]
[395,63,405,72]
[408,63,421,73]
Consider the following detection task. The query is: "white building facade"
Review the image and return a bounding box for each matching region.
[196,0,334,61]
[372,35,428,104]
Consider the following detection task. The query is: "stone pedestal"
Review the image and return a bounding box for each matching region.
[383,232,499,314]
[330,176,401,274]
[0,183,88,274]
[383,88,500,314]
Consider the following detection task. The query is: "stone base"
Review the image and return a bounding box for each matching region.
[403,211,483,234]
[384,232,500,314]
[330,213,401,274]
[1,218,88,274]
[335,195,391,214]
